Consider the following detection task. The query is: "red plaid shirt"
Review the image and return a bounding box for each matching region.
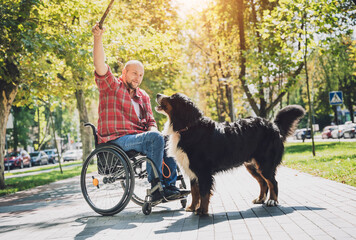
[95,66,157,144]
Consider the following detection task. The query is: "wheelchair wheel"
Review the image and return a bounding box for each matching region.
[121,156,150,206]
[181,199,187,208]
[81,146,135,216]
[142,202,152,215]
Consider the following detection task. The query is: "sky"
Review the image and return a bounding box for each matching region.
[173,0,210,17]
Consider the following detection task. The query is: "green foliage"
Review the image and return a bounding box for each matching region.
[6,106,35,150]
[297,35,356,129]
[0,0,41,83]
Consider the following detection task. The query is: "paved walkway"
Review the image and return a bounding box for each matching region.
[0,166,355,240]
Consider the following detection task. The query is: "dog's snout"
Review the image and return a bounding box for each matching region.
[157,93,162,99]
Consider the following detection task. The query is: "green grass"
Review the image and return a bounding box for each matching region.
[4,161,82,177]
[283,142,356,187]
[0,166,83,196]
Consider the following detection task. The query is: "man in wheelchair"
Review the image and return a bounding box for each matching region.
[92,23,189,203]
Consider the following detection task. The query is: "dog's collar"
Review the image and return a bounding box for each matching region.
[176,119,200,133]
[177,126,189,133]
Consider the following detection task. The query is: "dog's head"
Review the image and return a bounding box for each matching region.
[156,93,203,132]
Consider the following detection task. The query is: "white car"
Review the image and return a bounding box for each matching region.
[62,149,83,162]
[343,123,356,138]
[330,125,347,139]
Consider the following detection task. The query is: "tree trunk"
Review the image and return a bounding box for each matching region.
[236,0,260,116]
[75,89,92,162]
[225,84,235,122]
[0,81,18,189]
[12,106,20,151]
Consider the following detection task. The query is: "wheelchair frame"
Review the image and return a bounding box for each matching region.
[80,123,187,216]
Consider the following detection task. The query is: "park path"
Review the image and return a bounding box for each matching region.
[0,166,355,240]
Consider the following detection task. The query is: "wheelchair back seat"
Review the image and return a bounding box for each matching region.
[85,123,144,174]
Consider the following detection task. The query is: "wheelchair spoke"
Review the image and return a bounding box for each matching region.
[81,147,134,215]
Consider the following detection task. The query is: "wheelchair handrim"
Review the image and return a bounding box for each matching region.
[80,147,134,215]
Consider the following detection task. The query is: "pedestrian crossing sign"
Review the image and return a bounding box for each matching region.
[329,91,343,105]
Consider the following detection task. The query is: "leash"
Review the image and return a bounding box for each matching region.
[162,159,171,178]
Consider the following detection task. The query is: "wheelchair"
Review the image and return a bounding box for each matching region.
[80,123,188,216]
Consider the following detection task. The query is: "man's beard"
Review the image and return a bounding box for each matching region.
[126,81,137,90]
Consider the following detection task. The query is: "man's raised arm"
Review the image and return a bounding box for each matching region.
[92,23,108,76]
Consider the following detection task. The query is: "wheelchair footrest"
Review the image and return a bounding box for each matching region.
[176,175,184,180]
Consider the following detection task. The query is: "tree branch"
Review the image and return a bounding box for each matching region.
[266,62,304,113]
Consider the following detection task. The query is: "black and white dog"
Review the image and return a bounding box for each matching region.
[156,93,305,215]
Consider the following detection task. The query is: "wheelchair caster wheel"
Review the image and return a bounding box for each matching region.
[142,202,152,215]
[181,199,187,208]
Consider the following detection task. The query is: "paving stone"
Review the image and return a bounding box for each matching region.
[1,167,356,239]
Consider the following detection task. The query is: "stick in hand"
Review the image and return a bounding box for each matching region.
[99,0,116,29]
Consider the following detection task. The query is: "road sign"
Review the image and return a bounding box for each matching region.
[329,91,343,105]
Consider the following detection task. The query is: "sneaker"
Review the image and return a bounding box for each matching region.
[166,185,191,197]
[151,190,164,204]
[163,187,180,200]
[150,186,180,203]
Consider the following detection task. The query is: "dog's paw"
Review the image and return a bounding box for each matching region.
[252,198,265,204]
[186,205,196,212]
[266,199,278,206]
[195,207,208,216]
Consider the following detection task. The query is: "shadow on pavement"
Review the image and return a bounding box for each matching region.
[73,207,185,239]
[155,205,326,234]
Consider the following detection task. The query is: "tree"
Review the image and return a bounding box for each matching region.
[312,36,356,126]
[183,0,355,120]
[0,0,44,189]
[1,0,187,188]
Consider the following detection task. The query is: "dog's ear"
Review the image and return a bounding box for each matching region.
[170,94,202,132]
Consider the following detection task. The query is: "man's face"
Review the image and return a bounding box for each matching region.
[122,64,144,90]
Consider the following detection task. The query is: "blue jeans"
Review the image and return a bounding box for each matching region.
[110,132,177,187]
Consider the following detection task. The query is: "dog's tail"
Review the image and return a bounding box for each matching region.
[274,105,305,142]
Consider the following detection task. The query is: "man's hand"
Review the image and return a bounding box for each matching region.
[92,22,108,76]
[92,22,105,37]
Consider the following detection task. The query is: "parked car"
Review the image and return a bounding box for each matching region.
[62,149,83,162]
[295,128,306,140]
[301,129,312,140]
[30,151,49,166]
[343,123,356,139]
[330,125,347,139]
[4,150,31,169]
[295,128,312,140]
[321,126,336,139]
[44,149,58,164]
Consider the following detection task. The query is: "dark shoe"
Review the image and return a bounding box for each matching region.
[163,187,180,200]
[151,190,164,204]
[150,186,180,203]
[166,185,191,197]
